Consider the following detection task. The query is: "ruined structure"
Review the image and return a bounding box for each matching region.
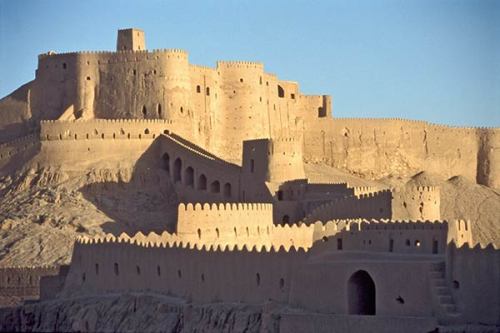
[0,29,499,332]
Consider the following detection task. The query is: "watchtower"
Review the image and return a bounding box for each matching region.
[116,28,146,51]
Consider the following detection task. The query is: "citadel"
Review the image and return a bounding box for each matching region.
[0,29,499,332]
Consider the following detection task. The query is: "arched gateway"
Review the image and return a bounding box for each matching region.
[347,270,376,315]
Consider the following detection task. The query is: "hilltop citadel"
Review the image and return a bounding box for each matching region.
[0,28,499,332]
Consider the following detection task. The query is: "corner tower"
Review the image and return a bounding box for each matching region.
[116,28,146,51]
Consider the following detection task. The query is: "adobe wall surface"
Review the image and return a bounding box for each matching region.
[304,190,392,223]
[289,258,437,317]
[0,266,59,297]
[302,118,500,188]
[446,243,500,325]
[63,239,307,305]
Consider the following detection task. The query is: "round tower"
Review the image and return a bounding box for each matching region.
[215,61,268,163]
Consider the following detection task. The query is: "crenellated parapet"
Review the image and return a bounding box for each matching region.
[304,189,392,223]
[0,134,39,163]
[216,61,264,70]
[40,119,175,141]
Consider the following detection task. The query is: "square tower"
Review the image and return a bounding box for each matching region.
[116,28,146,51]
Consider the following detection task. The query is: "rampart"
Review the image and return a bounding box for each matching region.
[176,202,316,249]
[302,117,500,188]
[0,266,60,297]
[40,119,176,141]
[309,219,471,256]
[0,134,39,168]
[446,242,500,325]
[304,190,392,223]
[62,236,307,304]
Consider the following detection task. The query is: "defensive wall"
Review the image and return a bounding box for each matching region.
[56,220,497,322]
[304,190,393,223]
[159,133,242,203]
[0,134,39,172]
[302,117,500,188]
[309,219,472,256]
[62,236,307,305]
[0,266,60,298]
[446,242,500,325]
[304,186,441,223]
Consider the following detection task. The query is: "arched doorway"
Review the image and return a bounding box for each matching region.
[347,270,375,315]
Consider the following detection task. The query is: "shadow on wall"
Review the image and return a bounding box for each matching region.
[79,137,179,235]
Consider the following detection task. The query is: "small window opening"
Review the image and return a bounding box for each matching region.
[279,278,285,290]
[201,274,205,282]
[82,273,86,282]
[157,266,161,276]
[86,76,91,81]
[196,85,201,93]
[240,78,244,82]
[197,229,202,240]
[389,239,394,252]
[318,107,326,118]
[158,104,162,117]
[250,159,255,172]
[62,63,67,69]
[142,105,147,117]
[177,269,182,278]
[95,263,99,275]
[405,239,411,246]
[206,87,210,96]
[337,238,343,250]
[136,265,141,275]
[114,263,119,275]
[452,280,460,289]
[290,93,295,99]
[256,273,261,286]
[396,296,405,304]
[277,85,285,98]
[277,190,283,201]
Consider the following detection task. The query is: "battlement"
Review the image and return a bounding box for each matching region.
[0,134,38,163]
[392,185,440,193]
[38,48,189,60]
[179,202,272,212]
[216,61,264,69]
[75,233,307,253]
[334,117,499,131]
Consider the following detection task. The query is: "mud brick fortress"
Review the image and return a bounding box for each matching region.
[0,28,499,332]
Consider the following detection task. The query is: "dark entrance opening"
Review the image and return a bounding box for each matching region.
[348,270,376,315]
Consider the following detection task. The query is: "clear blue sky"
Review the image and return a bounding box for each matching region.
[1,0,499,126]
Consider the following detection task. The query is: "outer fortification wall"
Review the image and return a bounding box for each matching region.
[176,202,316,249]
[304,190,392,223]
[160,134,241,203]
[0,266,60,297]
[63,238,307,304]
[177,203,273,246]
[446,242,499,325]
[0,134,39,172]
[303,118,500,188]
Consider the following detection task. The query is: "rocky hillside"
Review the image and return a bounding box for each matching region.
[0,165,178,267]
